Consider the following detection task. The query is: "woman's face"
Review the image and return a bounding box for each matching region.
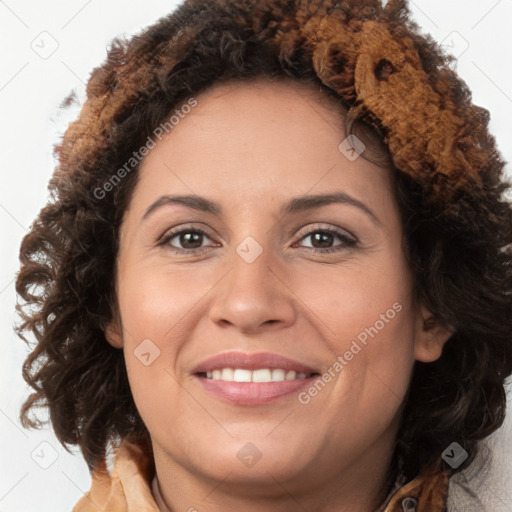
[107,79,449,499]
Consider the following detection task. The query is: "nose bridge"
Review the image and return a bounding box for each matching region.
[208,233,295,331]
[234,234,276,288]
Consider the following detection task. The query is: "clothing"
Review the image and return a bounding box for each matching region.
[72,438,450,511]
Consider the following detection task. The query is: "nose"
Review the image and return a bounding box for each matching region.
[208,242,296,334]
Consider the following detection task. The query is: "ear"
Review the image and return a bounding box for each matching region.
[104,317,123,349]
[414,302,453,363]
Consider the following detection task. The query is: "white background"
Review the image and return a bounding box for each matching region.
[0,1,511,511]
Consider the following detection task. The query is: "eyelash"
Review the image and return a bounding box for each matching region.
[158,224,357,255]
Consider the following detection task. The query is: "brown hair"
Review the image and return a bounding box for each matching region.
[16,0,512,484]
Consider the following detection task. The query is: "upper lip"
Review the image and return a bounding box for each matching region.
[192,351,320,374]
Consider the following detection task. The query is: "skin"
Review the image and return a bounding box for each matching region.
[106,78,452,512]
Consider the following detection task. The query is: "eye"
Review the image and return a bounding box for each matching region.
[293,226,357,254]
[159,226,217,253]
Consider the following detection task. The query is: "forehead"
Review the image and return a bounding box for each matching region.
[192,77,348,129]
[128,77,396,221]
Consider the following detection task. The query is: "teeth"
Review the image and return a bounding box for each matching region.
[222,368,234,381]
[233,369,252,382]
[272,369,285,381]
[204,368,311,382]
[252,369,272,382]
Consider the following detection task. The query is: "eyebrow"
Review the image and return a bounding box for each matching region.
[142,192,381,225]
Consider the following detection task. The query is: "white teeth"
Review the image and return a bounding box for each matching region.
[271,369,286,382]
[252,369,272,382]
[204,368,311,382]
[222,368,234,381]
[233,369,252,382]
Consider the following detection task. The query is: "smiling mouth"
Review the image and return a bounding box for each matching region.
[192,351,322,405]
[195,368,321,405]
[197,368,318,382]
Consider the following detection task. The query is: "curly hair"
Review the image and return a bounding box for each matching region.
[16,0,512,484]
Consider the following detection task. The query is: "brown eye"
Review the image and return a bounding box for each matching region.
[310,232,336,249]
[175,231,204,249]
[295,227,357,254]
[160,227,215,253]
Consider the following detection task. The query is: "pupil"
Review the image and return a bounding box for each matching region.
[181,232,202,248]
[313,232,332,248]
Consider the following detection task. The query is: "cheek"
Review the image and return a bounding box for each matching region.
[296,250,414,348]
[115,265,202,408]
[333,296,416,426]
[118,262,207,341]
[302,253,417,404]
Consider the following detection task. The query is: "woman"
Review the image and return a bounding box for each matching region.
[15,0,512,510]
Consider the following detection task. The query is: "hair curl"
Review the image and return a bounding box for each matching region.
[16,0,512,484]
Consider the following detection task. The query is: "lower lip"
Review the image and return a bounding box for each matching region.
[196,375,318,405]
